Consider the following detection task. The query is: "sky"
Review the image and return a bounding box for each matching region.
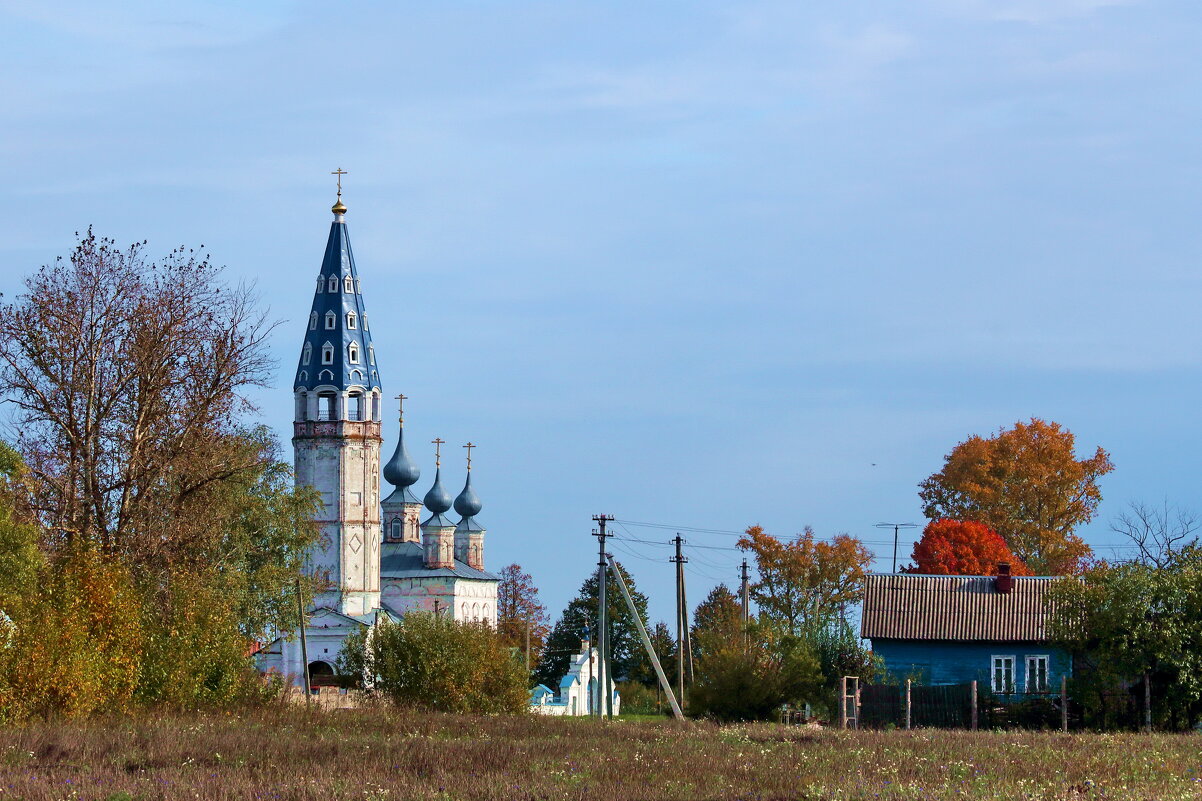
[1,0,1200,627]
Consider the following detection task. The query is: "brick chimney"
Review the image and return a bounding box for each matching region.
[995,562,1013,594]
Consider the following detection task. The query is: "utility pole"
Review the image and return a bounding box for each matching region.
[592,514,613,719]
[607,554,683,719]
[295,578,312,703]
[670,533,688,710]
[739,558,751,646]
[874,522,918,573]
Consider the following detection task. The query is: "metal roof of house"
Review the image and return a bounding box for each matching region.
[379,540,498,581]
[860,574,1058,642]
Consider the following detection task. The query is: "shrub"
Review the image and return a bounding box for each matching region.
[689,625,822,722]
[340,613,528,714]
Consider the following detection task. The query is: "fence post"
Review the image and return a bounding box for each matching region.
[839,676,847,729]
[1143,671,1152,733]
[1060,674,1068,733]
[971,680,978,731]
[905,679,912,730]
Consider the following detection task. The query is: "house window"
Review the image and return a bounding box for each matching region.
[346,311,357,329]
[348,392,364,421]
[321,343,334,365]
[325,311,336,330]
[344,276,354,293]
[992,655,1016,694]
[302,343,311,365]
[317,393,336,421]
[1026,655,1050,694]
[309,312,317,330]
[348,343,360,364]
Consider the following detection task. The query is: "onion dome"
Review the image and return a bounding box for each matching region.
[423,468,452,516]
[383,427,420,489]
[453,472,482,518]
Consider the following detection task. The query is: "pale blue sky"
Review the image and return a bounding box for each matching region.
[2,1,1200,626]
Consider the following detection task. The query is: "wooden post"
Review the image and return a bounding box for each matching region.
[905,679,912,730]
[1143,671,1152,733]
[1060,674,1068,733]
[970,680,978,731]
[839,676,848,729]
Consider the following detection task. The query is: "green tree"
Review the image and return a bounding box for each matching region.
[339,613,528,714]
[629,620,676,688]
[689,622,822,722]
[1048,546,1202,730]
[919,418,1113,575]
[691,583,743,655]
[534,562,649,690]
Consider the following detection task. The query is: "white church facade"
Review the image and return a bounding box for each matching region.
[256,185,498,685]
[529,636,621,716]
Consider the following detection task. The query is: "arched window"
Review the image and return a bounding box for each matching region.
[318,369,333,382]
[302,343,312,365]
[368,345,375,365]
[328,276,338,293]
[472,603,480,621]
[324,311,336,329]
[297,370,308,384]
[321,342,334,365]
[309,311,317,330]
[348,392,364,421]
[344,275,354,293]
[461,603,469,619]
[317,393,336,421]
[482,604,490,623]
[349,369,364,382]
[348,343,359,364]
[390,519,402,541]
[316,277,324,294]
[346,311,357,329]
[363,314,369,331]
[356,278,362,293]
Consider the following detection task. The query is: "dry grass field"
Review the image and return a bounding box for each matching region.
[0,707,1199,800]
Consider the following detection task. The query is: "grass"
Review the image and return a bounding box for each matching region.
[0,707,1199,800]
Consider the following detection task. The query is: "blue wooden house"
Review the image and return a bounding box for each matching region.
[860,567,1071,697]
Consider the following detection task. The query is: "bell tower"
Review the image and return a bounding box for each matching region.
[292,172,383,616]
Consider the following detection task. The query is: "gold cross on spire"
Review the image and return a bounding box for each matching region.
[394,393,407,424]
[331,167,348,199]
[431,437,445,468]
[463,441,475,471]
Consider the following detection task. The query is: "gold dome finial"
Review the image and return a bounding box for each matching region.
[331,167,348,215]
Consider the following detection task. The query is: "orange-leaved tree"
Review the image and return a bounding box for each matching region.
[737,526,872,635]
[918,418,1112,575]
[907,519,1032,576]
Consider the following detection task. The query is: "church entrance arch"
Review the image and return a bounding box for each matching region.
[308,660,337,687]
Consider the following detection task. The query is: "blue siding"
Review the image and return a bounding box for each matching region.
[872,639,1072,696]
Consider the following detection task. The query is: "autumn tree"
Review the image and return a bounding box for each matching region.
[534,563,649,691]
[0,229,276,568]
[496,563,551,674]
[918,418,1112,575]
[737,526,872,635]
[907,519,1032,576]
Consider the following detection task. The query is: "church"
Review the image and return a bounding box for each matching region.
[256,181,499,686]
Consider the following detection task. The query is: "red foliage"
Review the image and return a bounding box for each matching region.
[907,519,1032,576]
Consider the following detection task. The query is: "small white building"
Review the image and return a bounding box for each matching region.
[529,638,621,716]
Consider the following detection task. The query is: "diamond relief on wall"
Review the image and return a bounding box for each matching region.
[349,533,363,554]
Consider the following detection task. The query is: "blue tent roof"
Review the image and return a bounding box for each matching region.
[294,212,381,393]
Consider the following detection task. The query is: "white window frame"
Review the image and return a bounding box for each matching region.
[1025,654,1050,694]
[321,342,334,365]
[309,311,317,330]
[302,343,311,365]
[346,311,357,329]
[316,277,324,293]
[348,343,360,364]
[390,519,402,540]
[328,276,338,293]
[363,314,369,331]
[325,311,336,329]
[992,655,1016,694]
[344,275,354,293]
[368,345,375,365]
